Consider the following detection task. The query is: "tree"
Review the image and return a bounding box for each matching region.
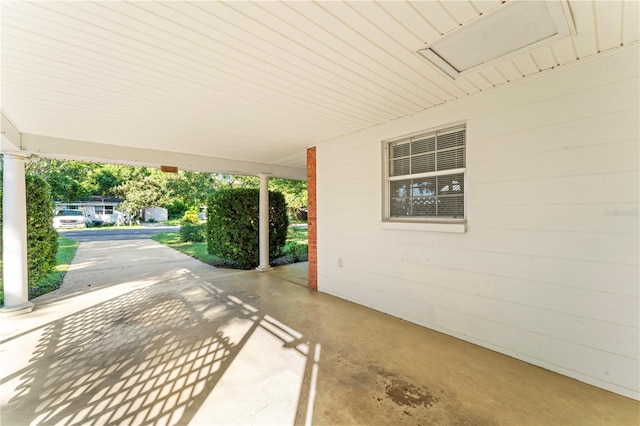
[210,173,259,189]
[269,178,307,211]
[27,159,94,202]
[23,160,308,224]
[27,159,153,202]
[112,170,173,215]
[166,171,218,209]
[82,164,137,196]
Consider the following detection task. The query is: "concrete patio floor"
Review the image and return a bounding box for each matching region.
[1,239,638,425]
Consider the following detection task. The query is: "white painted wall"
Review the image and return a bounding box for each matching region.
[315,46,639,399]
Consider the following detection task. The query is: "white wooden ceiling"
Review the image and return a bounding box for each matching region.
[2,1,638,175]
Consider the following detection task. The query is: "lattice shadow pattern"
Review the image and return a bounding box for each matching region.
[3,279,288,425]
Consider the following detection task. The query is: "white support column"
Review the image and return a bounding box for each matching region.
[256,173,272,272]
[1,152,34,315]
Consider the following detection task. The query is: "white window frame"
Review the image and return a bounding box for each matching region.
[382,123,467,228]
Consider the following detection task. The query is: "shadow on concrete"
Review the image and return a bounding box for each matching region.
[5,240,637,425]
[2,271,320,425]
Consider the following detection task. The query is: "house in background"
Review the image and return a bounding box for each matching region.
[1,0,638,402]
[55,196,123,225]
[55,197,169,224]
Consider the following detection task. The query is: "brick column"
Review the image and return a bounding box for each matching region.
[307,147,317,290]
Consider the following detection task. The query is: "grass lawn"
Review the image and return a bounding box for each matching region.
[152,232,223,265]
[286,225,309,245]
[0,235,79,306]
[152,225,308,267]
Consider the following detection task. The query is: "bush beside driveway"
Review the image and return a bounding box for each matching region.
[0,235,78,306]
[152,225,308,269]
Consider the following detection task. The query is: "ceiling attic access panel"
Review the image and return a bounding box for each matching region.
[417,0,575,79]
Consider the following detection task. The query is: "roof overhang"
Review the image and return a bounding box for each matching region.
[1,1,636,174]
[21,133,306,180]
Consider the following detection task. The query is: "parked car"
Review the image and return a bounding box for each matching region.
[53,209,90,229]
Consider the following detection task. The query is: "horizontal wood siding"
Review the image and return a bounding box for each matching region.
[315,46,639,399]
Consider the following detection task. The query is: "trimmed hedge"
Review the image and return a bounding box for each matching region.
[179,208,205,242]
[25,175,59,284]
[206,188,288,269]
[180,223,205,242]
[25,175,58,284]
[1,173,59,286]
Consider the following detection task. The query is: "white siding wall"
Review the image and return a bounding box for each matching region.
[315,46,639,399]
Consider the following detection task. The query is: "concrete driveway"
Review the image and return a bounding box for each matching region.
[1,240,638,425]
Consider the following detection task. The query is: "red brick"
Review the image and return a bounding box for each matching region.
[307,147,318,291]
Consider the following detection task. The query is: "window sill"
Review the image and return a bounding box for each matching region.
[381,220,466,233]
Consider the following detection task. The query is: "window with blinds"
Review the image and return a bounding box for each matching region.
[385,125,466,220]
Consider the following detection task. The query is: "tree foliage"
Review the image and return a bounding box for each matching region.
[269,178,307,211]
[26,159,92,202]
[206,188,288,269]
[112,171,173,214]
[26,159,145,202]
[23,159,307,222]
[166,171,218,208]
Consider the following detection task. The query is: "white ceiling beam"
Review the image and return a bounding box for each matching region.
[1,112,23,153]
[21,134,307,180]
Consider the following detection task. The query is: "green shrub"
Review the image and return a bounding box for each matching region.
[284,241,308,262]
[25,175,59,284]
[28,235,78,300]
[180,222,205,242]
[1,172,59,286]
[181,209,200,224]
[179,209,203,241]
[167,199,188,220]
[206,188,288,269]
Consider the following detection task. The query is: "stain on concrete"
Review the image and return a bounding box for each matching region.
[370,365,438,417]
[383,377,437,409]
[324,358,498,425]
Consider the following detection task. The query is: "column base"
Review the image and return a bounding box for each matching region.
[256,265,273,272]
[0,301,35,317]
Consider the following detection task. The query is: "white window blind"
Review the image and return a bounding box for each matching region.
[386,125,466,220]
